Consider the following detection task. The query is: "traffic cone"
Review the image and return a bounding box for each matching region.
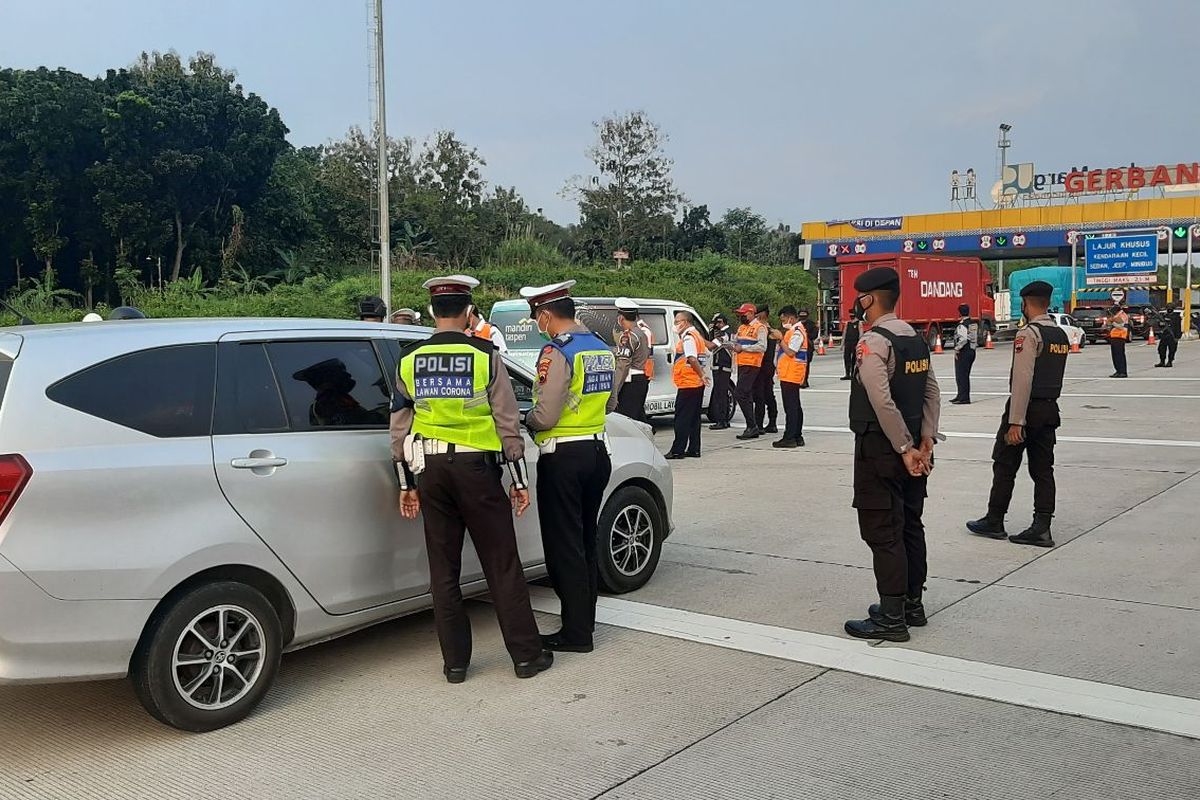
[817,336,827,356]
[1070,338,1081,354]
[985,331,994,349]
[933,334,944,354]
[1146,327,1157,346]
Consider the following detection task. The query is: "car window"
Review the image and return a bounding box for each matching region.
[214,343,288,435]
[642,311,669,345]
[266,341,390,431]
[575,305,621,346]
[46,345,216,438]
[0,358,11,411]
[1064,316,1077,327]
[507,364,535,413]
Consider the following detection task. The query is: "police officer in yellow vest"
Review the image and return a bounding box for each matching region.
[845,267,942,643]
[522,280,615,654]
[391,275,552,683]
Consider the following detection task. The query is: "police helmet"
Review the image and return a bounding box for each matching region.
[358,296,387,320]
[108,306,146,320]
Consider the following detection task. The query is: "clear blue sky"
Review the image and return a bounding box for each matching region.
[2,0,1197,227]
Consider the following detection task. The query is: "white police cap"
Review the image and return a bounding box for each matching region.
[614,297,639,312]
[519,280,577,311]
[422,275,479,296]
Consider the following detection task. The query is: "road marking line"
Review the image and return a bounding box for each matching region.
[526,587,1200,740]
[969,376,1200,382]
[802,389,1200,400]
[794,425,1200,448]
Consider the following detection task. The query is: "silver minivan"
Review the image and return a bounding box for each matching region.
[0,319,672,731]
[489,297,731,418]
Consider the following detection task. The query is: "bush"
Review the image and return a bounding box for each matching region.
[2,257,817,327]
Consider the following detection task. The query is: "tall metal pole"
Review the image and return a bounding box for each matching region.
[1167,229,1174,305]
[1070,236,1078,311]
[373,0,391,317]
[1187,225,1195,334]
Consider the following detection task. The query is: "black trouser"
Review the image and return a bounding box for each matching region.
[710,368,732,424]
[802,345,815,386]
[852,430,928,597]
[954,347,976,401]
[1158,336,1178,364]
[753,365,778,428]
[537,441,612,645]
[615,375,650,421]
[418,452,542,668]
[670,386,704,455]
[780,380,804,441]
[1110,338,1127,374]
[735,365,760,428]
[987,399,1060,518]
[843,342,856,378]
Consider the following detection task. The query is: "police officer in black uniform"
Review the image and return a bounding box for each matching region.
[391,275,552,682]
[708,313,735,430]
[967,281,1068,548]
[841,317,860,380]
[844,267,942,643]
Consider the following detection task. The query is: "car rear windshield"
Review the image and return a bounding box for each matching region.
[1073,309,1105,318]
[0,358,11,410]
[489,308,546,352]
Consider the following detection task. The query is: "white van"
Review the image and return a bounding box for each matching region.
[488,297,729,418]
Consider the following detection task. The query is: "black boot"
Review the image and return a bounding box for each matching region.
[736,428,761,440]
[514,649,554,678]
[845,595,910,642]
[966,513,1007,539]
[1009,513,1055,547]
[869,594,927,627]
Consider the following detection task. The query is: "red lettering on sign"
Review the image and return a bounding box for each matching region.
[1177,163,1200,185]
[1065,171,1086,192]
[1105,169,1124,190]
[1150,164,1172,187]
[1086,170,1103,192]
[1128,167,1146,190]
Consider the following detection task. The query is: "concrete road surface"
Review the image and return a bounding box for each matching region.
[2,338,1199,799]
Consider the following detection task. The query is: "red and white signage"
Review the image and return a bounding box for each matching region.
[1065,162,1200,194]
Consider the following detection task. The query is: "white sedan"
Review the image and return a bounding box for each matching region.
[1048,312,1086,349]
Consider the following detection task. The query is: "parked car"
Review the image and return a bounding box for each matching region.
[489,297,732,420]
[1047,312,1086,349]
[1072,306,1110,344]
[0,318,673,731]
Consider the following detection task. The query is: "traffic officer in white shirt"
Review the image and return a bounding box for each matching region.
[609,297,651,420]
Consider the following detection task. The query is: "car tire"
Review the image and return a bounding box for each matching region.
[596,485,665,594]
[706,383,736,423]
[131,581,283,732]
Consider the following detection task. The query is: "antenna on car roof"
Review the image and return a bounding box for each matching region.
[0,298,36,326]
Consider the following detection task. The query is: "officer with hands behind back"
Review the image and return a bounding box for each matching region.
[521,281,616,654]
[966,280,1067,548]
[391,276,552,684]
[844,267,942,643]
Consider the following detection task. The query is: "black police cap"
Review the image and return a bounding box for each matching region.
[1019,281,1053,299]
[853,267,901,294]
[358,296,387,318]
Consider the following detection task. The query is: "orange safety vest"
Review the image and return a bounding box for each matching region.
[672,328,708,389]
[468,321,497,343]
[636,320,655,378]
[775,323,809,385]
[1109,311,1130,340]
[735,320,766,367]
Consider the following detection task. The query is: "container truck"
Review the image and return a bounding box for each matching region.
[837,254,996,346]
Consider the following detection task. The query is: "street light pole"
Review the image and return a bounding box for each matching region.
[373,0,391,317]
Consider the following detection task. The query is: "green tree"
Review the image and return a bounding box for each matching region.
[93,52,288,282]
[719,207,767,260]
[566,111,683,259]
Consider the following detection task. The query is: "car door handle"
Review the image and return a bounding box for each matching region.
[231,457,288,469]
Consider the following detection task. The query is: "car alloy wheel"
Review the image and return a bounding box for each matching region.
[611,505,655,577]
[172,604,267,711]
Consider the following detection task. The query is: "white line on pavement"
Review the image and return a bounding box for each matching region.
[802,389,1200,400]
[526,587,1200,740]
[968,376,1200,382]
[796,425,1200,448]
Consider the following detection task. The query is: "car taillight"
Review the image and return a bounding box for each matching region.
[0,455,32,525]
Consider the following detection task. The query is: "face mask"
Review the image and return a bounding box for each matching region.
[852,296,870,321]
[535,311,550,338]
